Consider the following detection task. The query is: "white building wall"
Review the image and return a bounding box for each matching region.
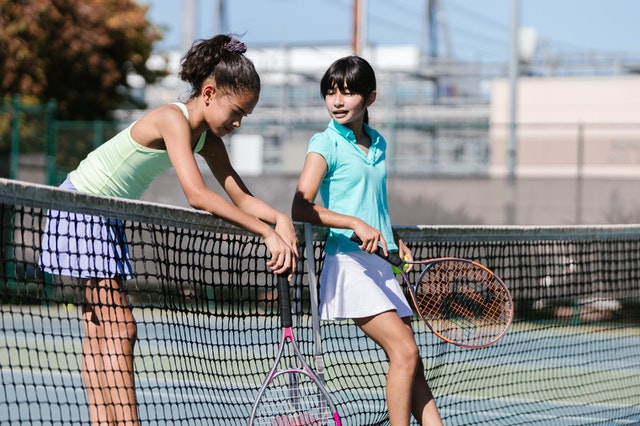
[490,76,640,178]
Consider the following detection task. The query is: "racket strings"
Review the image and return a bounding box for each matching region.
[252,371,334,425]
[415,260,512,347]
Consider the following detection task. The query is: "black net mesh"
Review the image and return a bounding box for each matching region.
[1,179,639,425]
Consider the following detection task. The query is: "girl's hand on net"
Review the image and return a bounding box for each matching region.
[274,213,299,260]
[263,231,296,279]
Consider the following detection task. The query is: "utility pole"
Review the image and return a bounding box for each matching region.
[422,0,438,61]
[181,0,196,52]
[216,0,227,34]
[421,0,453,64]
[352,0,366,55]
[420,0,454,102]
[506,0,520,225]
[507,0,520,183]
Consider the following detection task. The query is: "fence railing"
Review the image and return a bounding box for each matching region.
[0,96,56,181]
[4,96,640,185]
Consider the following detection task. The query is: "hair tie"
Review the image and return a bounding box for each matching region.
[226,38,247,54]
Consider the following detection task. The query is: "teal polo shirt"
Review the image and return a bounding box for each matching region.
[307,119,397,255]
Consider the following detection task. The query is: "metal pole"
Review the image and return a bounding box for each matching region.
[10,94,20,180]
[507,0,520,182]
[352,0,359,54]
[576,123,584,224]
[216,0,227,34]
[506,0,520,225]
[45,98,57,186]
[182,0,196,51]
[352,0,366,55]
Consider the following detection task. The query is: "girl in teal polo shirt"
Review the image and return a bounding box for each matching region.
[292,56,443,425]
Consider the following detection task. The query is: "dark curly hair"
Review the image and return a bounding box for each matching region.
[179,34,260,100]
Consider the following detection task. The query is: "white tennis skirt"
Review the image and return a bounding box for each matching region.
[39,176,133,280]
[319,250,413,321]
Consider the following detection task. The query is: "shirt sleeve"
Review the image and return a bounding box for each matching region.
[307,133,336,172]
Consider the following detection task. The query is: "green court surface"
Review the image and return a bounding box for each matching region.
[2,305,638,424]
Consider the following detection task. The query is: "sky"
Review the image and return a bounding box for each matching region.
[141,0,640,63]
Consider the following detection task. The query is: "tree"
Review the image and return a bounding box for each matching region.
[0,0,165,120]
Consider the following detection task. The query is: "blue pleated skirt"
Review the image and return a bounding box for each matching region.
[39,176,133,280]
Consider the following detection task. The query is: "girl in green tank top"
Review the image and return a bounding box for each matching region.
[41,34,298,426]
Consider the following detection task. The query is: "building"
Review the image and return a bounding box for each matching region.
[139,44,640,226]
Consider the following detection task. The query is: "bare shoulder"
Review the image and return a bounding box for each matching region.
[131,104,190,148]
[147,103,189,122]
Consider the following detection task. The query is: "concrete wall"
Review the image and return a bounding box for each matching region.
[138,168,640,227]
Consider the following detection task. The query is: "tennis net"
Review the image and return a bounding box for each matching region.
[1,177,639,425]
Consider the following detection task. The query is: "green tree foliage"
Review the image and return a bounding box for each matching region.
[0,0,165,120]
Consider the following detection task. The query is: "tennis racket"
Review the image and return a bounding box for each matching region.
[350,233,513,349]
[248,273,341,425]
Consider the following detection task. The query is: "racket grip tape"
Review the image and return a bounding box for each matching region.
[277,273,293,328]
[349,233,405,268]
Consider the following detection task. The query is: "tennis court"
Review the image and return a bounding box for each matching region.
[2,306,639,425]
[1,178,640,425]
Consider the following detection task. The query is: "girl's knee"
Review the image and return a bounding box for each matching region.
[406,345,421,368]
[122,319,137,341]
[87,311,137,342]
[110,315,137,343]
[391,341,420,368]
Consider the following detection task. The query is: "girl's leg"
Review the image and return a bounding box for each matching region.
[82,307,114,425]
[354,312,443,426]
[410,356,443,425]
[355,311,417,425]
[83,278,139,426]
[403,317,442,425]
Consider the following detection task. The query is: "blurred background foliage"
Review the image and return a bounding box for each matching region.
[0,0,166,122]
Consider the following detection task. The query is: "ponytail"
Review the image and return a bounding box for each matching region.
[179,34,260,99]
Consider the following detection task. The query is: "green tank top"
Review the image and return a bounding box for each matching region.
[70,103,206,199]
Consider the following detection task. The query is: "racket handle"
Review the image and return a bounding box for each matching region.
[349,233,405,268]
[277,273,292,328]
